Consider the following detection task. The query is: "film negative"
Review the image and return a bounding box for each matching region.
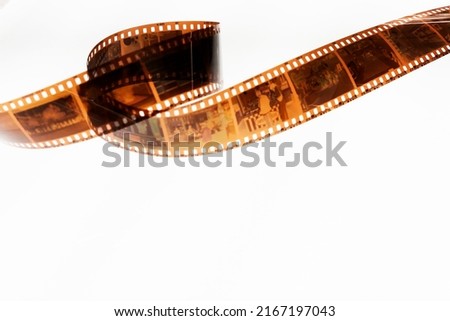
[0,6,449,156]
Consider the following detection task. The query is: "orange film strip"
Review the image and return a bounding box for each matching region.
[0,6,449,156]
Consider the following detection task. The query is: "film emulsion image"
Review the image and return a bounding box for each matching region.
[429,22,450,44]
[14,96,89,142]
[156,80,194,102]
[92,42,121,67]
[337,35,401,86]
[110,83,157,108]
[153,30,184,45]
[87,32,211,114]
[427,10,450,44]
[382,24,447,61]
[420,8,450,44]
[90,30,184,68]
[0,112,30,143]
[83,94,137,131]
[165,101,237,147]
[231,76,298,136]
[287,53,355,111]
[102,77,203,117]
[138,30,183,51]
[121,36,141,56]
[142,32,220,101]
[113,116,166,148]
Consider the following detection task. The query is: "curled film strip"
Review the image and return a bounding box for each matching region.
[0,6,449,156]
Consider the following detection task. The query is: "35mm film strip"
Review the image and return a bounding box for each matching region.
[0,6,449,156]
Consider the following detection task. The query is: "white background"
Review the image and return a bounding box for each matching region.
[0,0,449,320]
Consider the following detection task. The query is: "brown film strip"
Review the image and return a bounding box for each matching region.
[0,7,449,156]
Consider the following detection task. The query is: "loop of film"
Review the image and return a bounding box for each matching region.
[0,6,449,156]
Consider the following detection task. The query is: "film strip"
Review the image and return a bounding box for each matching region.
[0,6,449,156]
